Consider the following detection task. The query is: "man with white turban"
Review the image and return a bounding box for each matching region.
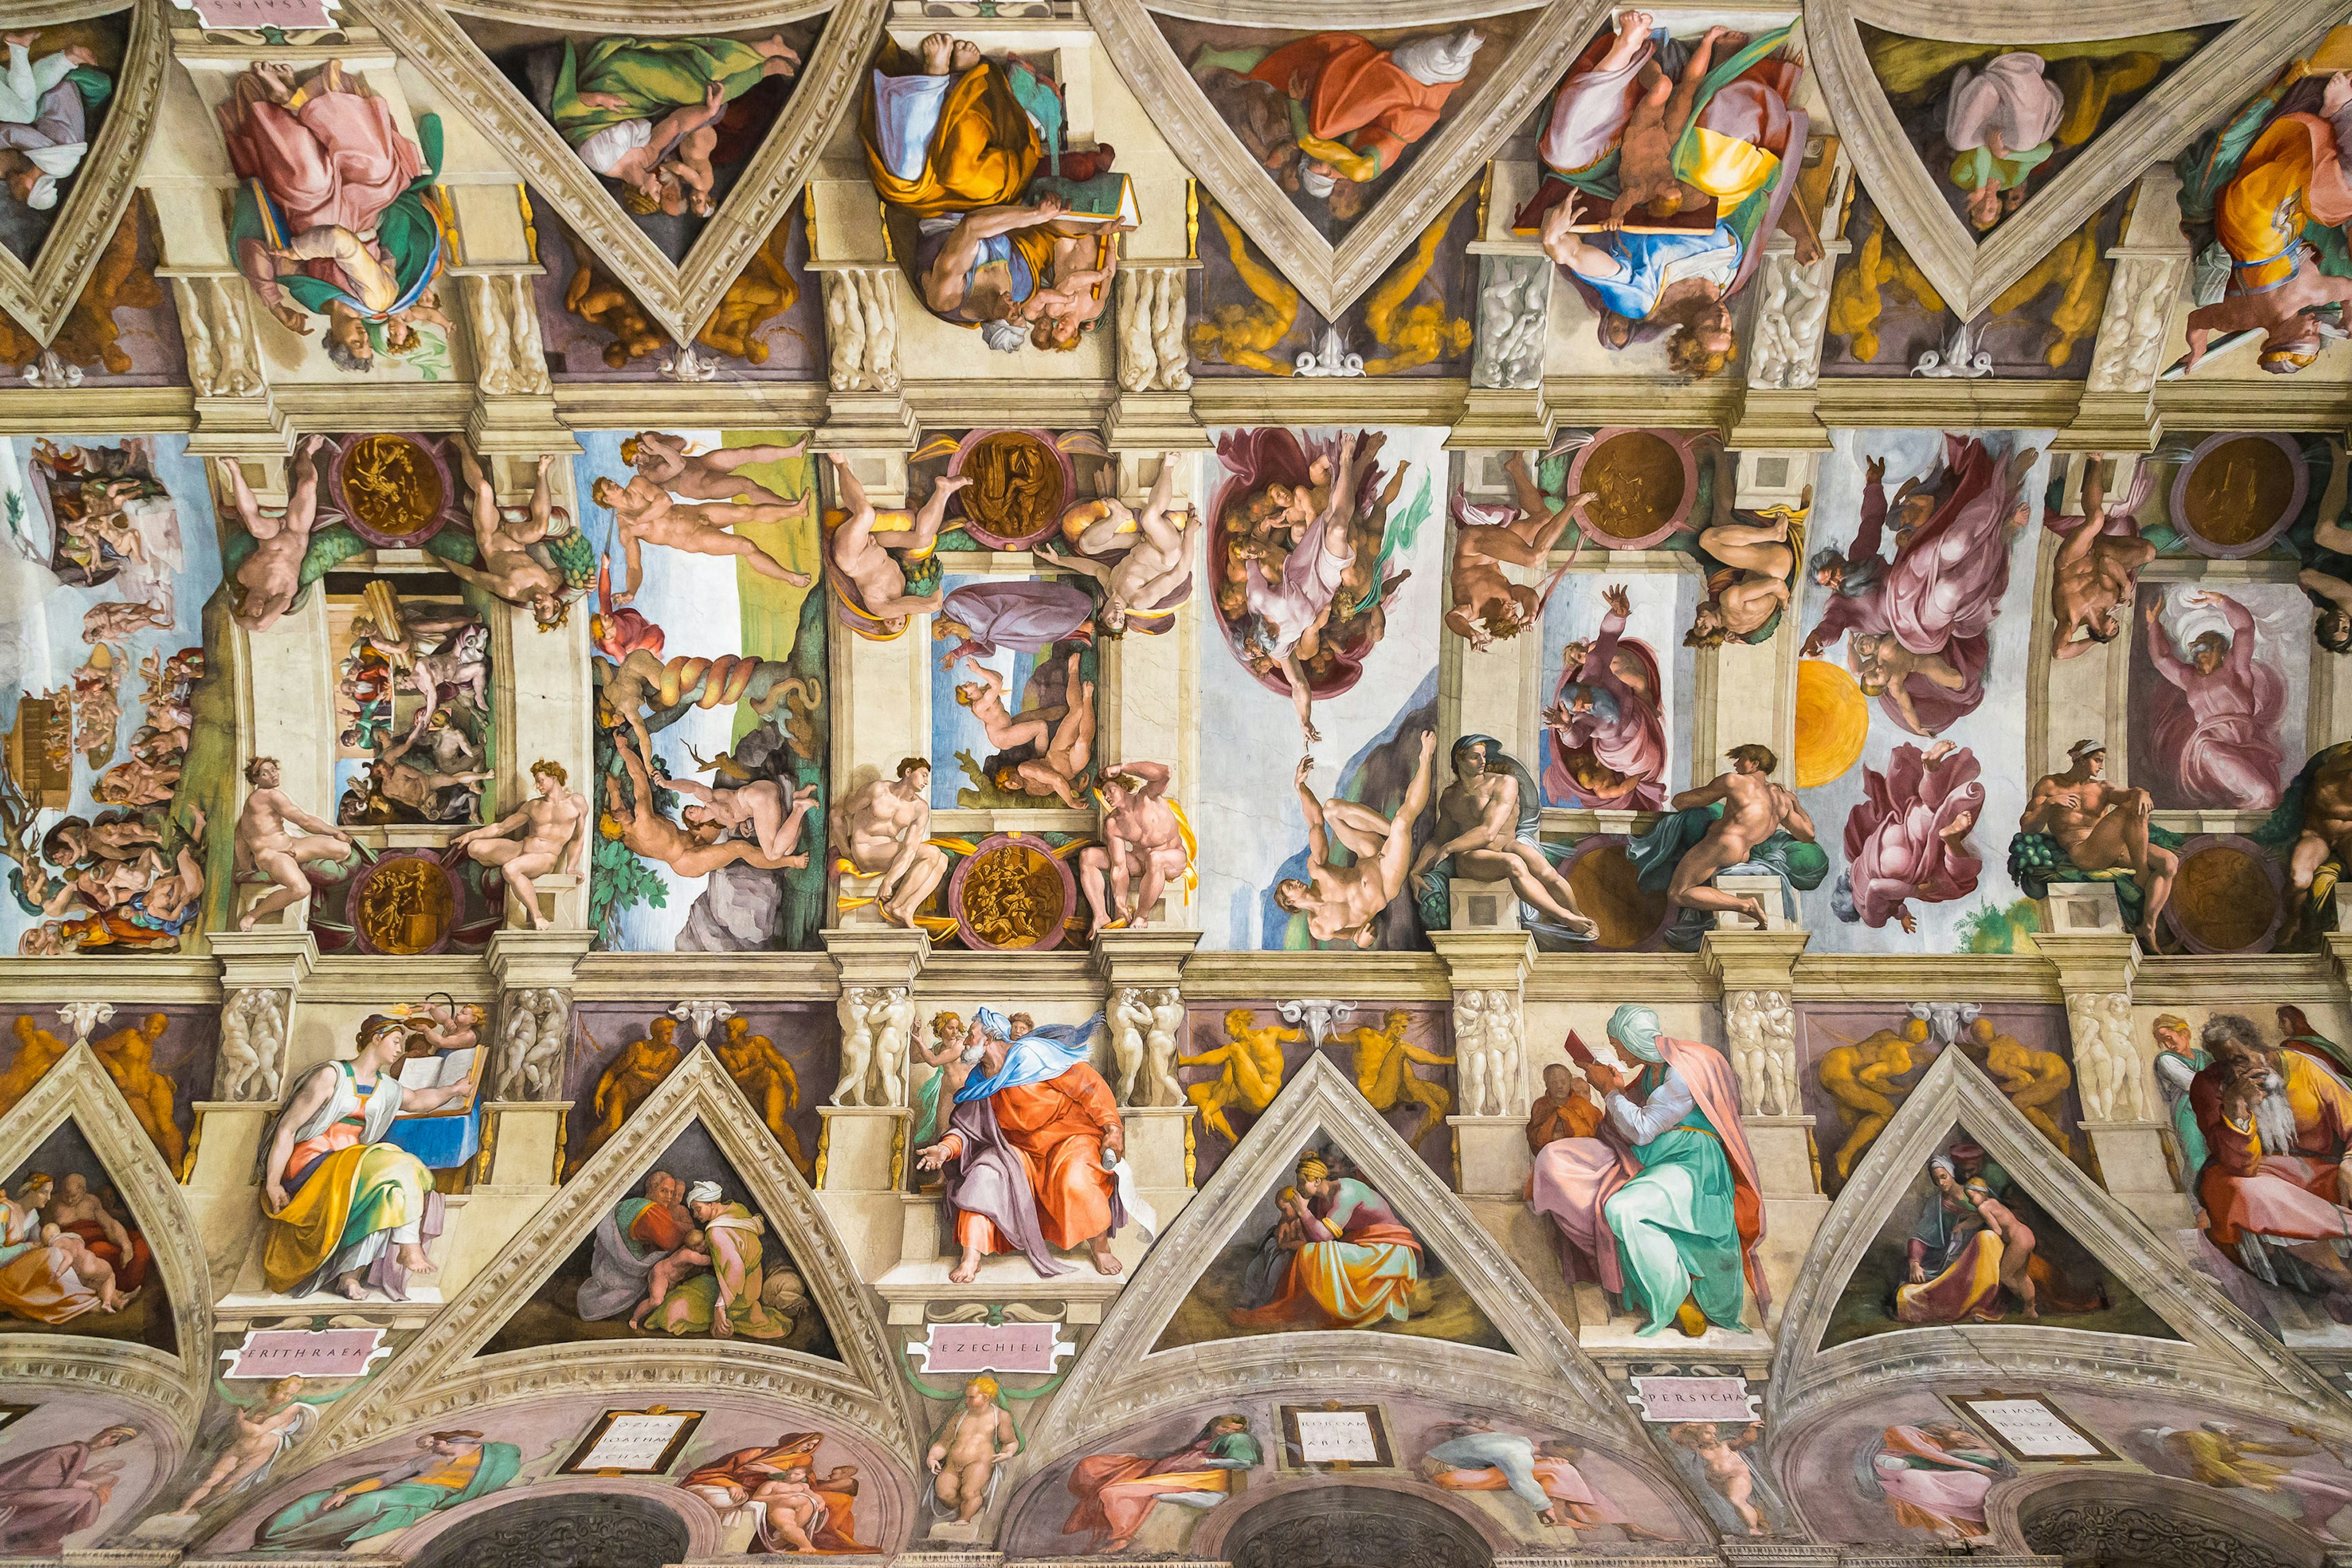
[1528,1004,1766,1336]
[0,34,108,212]
[1191,29,1483,195]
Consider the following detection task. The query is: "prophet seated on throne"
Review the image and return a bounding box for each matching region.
[2190,1012,2352,1299]
[861,35,1128,349]
[1518,15,1816,376]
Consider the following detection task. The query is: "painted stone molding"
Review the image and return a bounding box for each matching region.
[361,0,888,345]
[0,0,165,344]
[1087,0,1608,317]
[1804,0,2338,318]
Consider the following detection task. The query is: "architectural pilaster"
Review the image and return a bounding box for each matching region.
[1431,930,1534,1197]
[811,264,919,451]
[2040,932,2183,1229]
[2058,169,2192,453]
[1105,262,1205,451]
[1724,235,1845,450]
[1447,247,1553,450]
[1704,927,1819,1325]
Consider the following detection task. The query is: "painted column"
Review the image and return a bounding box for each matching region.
[1703,927,1819,1329]
[1431,930,1536,1197]
[2040,932,2185,1231]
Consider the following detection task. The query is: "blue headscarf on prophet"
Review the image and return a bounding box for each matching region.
[955,1008,1109,1102]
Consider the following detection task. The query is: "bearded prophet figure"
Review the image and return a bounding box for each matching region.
[1836,740,1985,934]
[913,1008,1141,1282]
[1531,16,1813,374]
[2176,50,2352,375]
[2188,1012,2352,1298]
[1803,440,2034,736]
[2141,590,2288,810]
[1542,584,1667,809]
[217,61,447,369]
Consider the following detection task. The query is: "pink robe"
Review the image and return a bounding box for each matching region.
[220,83,424,237]
[1526,1035,1769,1313]
[2144,594,2287,809]
[1841,742,1984,927]
[1543,608,1667,809]
[1810,437,2016,735]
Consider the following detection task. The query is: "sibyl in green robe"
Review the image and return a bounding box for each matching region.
[253,1441,519,1551]
[551,37,774,146]
[1605,1060,1747,1335]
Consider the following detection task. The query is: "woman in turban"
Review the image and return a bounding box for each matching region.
[260,1016,469,1300]
[1527,1005,1765,1335]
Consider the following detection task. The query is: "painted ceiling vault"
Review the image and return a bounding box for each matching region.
[3,1,2352,1566]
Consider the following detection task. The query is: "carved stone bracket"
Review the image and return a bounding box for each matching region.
[1702,929,1811,1117]
[217,987,290,1104]
[813,265,919,451]
[834,986,914,1109]
[485,929,590,1102]
[2056,168,2194,450]
[1116,264,1195,394]
[208,929,317,1104]
[1430,931,1533,1118]
[1446,250,1554,451]
[164,270,281,453]
[1092,926,1201,1107]
[1106,262,1205,451]
[457,269,571,455]
[826,926,930,1108]
[1470,252,1550,392]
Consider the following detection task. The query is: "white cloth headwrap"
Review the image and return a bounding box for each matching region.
[685,1180,722,1205]
[1608,1004,1664,1063]
[1393,31,1482,86]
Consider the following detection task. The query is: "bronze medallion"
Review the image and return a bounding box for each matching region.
[949,834,1075,951]
[1577,429,1687,542]
[2173,433,2302,557]
[1564,841,1671,950]
[352,853,458,955]
[957,431,1065,548]
[2166,840,2281,954]
[334,434,451,548]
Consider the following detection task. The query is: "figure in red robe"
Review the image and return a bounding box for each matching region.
[913,1009,1143,1283]
[1803,439,2037,735]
